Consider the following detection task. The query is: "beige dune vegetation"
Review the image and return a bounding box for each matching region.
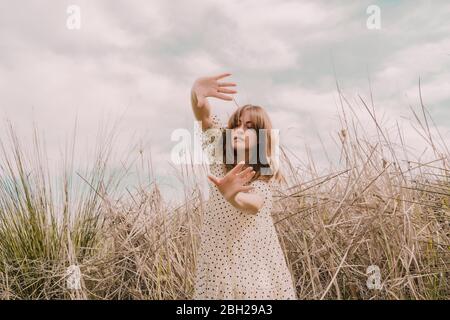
[0,86,448,300]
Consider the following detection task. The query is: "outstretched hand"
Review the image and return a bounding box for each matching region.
[208,162,255,202]
[192,73,237,108]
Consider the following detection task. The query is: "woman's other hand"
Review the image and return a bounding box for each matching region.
[207,162,254,202]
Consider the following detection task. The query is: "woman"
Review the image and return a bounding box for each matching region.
[191,72,296,300]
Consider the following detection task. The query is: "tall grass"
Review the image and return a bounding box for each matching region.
[0,89,448,299]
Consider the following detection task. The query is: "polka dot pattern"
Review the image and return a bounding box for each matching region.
[193,115,297,300]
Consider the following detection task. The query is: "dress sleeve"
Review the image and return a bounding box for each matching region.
[201,114,225,153]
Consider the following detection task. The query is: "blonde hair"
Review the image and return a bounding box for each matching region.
[223,104,284,183]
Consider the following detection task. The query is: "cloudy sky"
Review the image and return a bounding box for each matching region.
[0,0,449,202]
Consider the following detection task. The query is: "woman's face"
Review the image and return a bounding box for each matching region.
[230,111,258,152]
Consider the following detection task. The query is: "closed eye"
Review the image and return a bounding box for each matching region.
[236,119,255,130]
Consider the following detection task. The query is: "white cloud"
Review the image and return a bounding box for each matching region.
[0,0,449,201]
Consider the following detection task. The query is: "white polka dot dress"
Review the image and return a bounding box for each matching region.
[193,115,297,300]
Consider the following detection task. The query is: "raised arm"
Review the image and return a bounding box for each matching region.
[191,73,237,131]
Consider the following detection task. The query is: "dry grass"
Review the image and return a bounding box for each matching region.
[0,89,448,300]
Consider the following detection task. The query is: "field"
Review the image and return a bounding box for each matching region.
[0,92,448,300]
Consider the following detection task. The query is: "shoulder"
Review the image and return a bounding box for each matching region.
[202,114,226,141]
[210,114,226,130]
[201,114,226,150]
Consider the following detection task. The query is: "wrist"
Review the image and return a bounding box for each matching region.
[190,87,197,101]
[226,195,239,209]
[222,191,235,203]
[224,191,241,207]
[191,88,205,108]
[220,189,238,205]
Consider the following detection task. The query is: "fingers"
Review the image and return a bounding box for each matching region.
[242,170,256,182]
[213,72,232,80]
[229,161,245,175]
[207,174,221,186]
[239,185,254,193]
[218,82,236,87]
[212,92,233,101]
[236,166,253,176]
[238,168,255,184]
[217,87,237,94]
